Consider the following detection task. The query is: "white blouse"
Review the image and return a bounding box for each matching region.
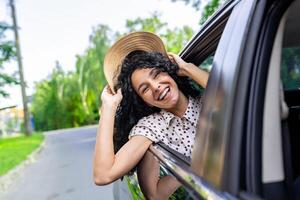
[128,96,202,157]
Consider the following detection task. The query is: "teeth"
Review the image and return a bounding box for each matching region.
[158,87,169,101]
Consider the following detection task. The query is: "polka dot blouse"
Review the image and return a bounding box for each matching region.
[128,96,202,158]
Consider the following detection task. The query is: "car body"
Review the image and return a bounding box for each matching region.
[116,0,300,199]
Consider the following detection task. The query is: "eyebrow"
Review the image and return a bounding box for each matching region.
[149,68,157,77]
[137,68,157,93]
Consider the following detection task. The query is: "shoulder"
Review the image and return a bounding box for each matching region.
[135,112,164,127]
[191,95,203,107]
[128,112,165,143]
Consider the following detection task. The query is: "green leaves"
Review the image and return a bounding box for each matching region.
[125,12,167,33]
[0,22,18,98]
[281,47,300,90]
[199,0,222,25]
[123,13,194,54]
[31,26,111,131]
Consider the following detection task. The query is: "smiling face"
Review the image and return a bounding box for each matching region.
[131,67,181,110]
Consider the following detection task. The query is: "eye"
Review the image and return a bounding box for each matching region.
[142,86,149,93]
[154,70,161,78]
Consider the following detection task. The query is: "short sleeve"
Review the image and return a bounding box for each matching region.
[196,94,203,107]
[128,125,159,143]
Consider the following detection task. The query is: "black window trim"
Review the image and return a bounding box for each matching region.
[180,0,239,65]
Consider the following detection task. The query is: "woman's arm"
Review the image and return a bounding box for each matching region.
[93,86,152,185]
[168,52,209,88]
[137,150,181,200]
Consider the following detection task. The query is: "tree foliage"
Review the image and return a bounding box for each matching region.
[31,26,111,131]
[199,0,222,25]
[0,22,18,98]
[123,13,194,54]
[170,0,202,10]
[31,14,195,131]
[31,64,71,130]
[281,47,300,90]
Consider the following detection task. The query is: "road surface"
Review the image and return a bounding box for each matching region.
[0,126,131,200]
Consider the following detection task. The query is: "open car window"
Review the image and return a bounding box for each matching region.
[199,54,214,72]
[281,47,300,90]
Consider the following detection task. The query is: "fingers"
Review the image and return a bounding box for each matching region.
[101,86,123,109]
[167,52,176,59]
[168,52,176,55]
[167,52,176,64]
[167,52,182,63]
[117,88,122,97]
[117,88,121,93]
[101,85,112,97]
[107,85,113,94]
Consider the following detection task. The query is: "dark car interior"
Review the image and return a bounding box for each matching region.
[280,0,300,198]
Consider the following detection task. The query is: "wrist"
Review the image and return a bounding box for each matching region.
[99,104,118,116]
[182,63,194,76]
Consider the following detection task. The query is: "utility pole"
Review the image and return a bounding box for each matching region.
[9,0,31,136]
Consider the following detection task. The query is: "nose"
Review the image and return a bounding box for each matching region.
[149,80,161,94]
[155,84,161,93]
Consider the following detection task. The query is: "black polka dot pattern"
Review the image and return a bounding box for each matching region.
[128,96,202,158]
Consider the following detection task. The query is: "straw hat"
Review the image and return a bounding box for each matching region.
[103,31,168,94]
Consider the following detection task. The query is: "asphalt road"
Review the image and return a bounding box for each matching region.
[1,126,131,200]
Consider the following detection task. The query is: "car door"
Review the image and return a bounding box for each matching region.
[187,0,297,199]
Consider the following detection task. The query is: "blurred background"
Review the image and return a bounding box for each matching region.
[0,0,223,199]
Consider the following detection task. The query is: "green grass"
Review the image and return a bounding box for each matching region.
[0,133,44,176]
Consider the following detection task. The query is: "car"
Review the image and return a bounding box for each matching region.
[114,0,300,199]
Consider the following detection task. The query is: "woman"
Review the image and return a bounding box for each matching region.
[93,32,208,199]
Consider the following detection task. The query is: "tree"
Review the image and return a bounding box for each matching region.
[199,0,222,25]
[0,22,18,98]
[31,25,112,131]
[124,12,167,34]
[170,0,202,10]
[123,12,194,54]
[162,26,194,53]
[73,25,111,123]
[9,0,31,135]
[31,63,71,130]
[281,47,300,89]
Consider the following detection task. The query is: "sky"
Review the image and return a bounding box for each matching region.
[0,0,202,108]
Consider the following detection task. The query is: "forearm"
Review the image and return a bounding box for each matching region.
[137,151,181,200]
[156,175,181,200]
[93,87,152,185]
[184,63,209,89]
[93,106,116,183]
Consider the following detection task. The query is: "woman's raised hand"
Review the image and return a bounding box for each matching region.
[100,85,123,111]
[167,52,190,77]
[168,52,209,88]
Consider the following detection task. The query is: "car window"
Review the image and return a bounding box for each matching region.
[279,1,300,192]
[199,54,214,72]
[281,47,300,90]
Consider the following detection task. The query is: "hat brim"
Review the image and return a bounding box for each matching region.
[104,31,168,94]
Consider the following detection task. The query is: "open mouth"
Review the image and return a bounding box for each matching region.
[158,87,170,101]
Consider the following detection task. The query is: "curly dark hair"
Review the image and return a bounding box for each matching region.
[113,51,200,157]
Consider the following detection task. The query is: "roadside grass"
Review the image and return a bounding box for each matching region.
[0,133,44,176]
